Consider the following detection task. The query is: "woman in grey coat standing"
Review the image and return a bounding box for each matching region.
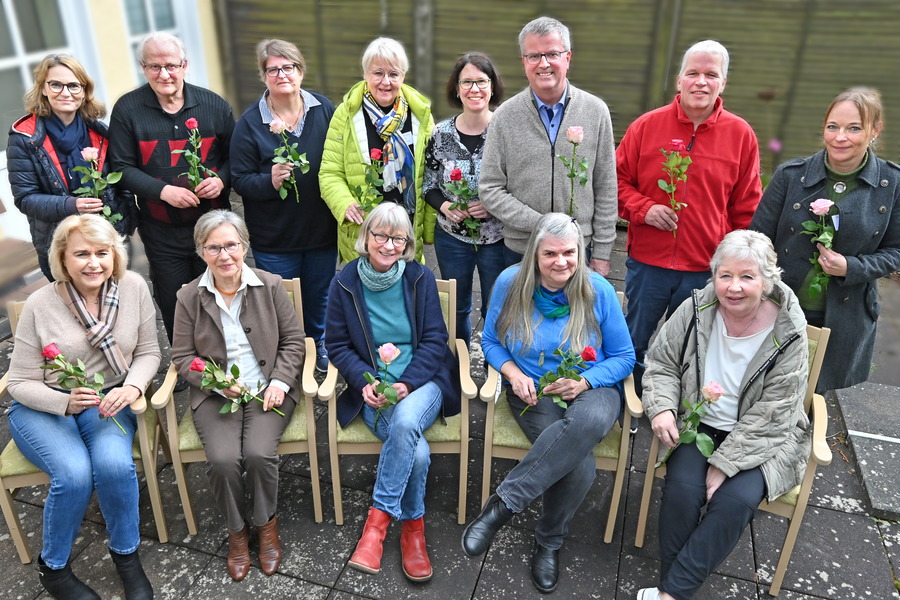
[751,87,900,391]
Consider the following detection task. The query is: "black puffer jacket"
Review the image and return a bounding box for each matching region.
[7,114,136,257]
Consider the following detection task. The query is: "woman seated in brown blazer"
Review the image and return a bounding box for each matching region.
[171,209,305,581]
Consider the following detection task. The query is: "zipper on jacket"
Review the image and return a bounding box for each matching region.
[338,279,377,368]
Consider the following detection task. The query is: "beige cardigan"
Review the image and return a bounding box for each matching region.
[8,271,162,415]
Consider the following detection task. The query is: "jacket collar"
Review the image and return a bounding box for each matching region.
[673,94,724,129]
[801,148,882,189]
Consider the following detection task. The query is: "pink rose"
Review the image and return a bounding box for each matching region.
[449,168,463,181]
[269,118,287,135]
[370,148,383,161]
[41,343,62,360]
[185,117,199,130]
[702,381,725,403]
[767,138,783,154]
[810,198,834,216]
[80,147,99,162]
[670,138,686,151]
[566,126,584,144]
[580,346,597,362]
[189,357,207,373]
[377,343,401,366]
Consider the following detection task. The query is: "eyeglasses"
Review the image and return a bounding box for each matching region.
[264,64,300,78]
[522,51,567,65]
[203,241,242,256]
[368,69,403,83]
[142,62,184,75]
[458,79,491,90]
[46,81,83,94]
[369,231,409,247]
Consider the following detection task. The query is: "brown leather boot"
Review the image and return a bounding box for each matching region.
[348,507,391,574]
[227,525,251,581]
[257,515,282,575]
[400,517,433,582]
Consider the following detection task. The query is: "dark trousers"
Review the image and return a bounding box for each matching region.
[140,220,206,342]
[658,424,766,599]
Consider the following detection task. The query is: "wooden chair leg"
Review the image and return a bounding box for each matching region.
[481,399,496,508]
[329,434,344,525]
[635,434,661,548]
[604,421,631,543]
[0,485,32,563]
[170,454,198,535]
[136,417,168,543]
[304,397,323,523]
[457,434,469,525]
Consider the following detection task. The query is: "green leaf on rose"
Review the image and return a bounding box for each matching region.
[696,433,715,457]
[680,429,697,444]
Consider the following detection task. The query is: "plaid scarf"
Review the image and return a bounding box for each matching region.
[57,279,128,376]
[362,89,416,213]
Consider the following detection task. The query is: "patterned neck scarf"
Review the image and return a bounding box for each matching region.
[56,278,128,375]
[362,88,416,213]
[533,285,571,319]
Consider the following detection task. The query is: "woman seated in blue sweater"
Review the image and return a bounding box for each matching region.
[230,38,337,373]
[325,202,459,583]
[461,213,635,593]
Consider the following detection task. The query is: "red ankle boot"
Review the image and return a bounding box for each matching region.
[348,507,391,574]
[400,517,433,581]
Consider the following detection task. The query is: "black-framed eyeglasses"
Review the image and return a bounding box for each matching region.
[522,51,567,65]
[369,231,409,247]
[264,64,300,78]
[203,241,242,256]
[458,79,491,90]
[142,62,184,75]
[46,80,83,94]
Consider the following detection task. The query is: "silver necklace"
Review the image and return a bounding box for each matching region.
[726,301,762,337]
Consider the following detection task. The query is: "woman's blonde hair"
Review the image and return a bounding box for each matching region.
[495,213,601,351]
[49,215,127,282]
[24,54,105,120]
[824,87,884,149]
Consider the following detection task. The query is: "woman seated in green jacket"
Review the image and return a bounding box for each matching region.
[637,230,810,600]
[318,37,435,264]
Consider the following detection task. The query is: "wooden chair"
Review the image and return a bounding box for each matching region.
[633,324,832,596]
[150,277,323,533]
[0,300,168,564]
[479,291,638,543]
[318,278,478,525]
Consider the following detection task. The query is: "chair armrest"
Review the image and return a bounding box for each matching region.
[480,365,501,403]
[151,364,179,410]
[456,339,478,400]
[810,393,833,466]
[0,371,8,399]
[130,393,147,415]
[318,361,339,402]
[624,374,643,419]
[301,337,318,398]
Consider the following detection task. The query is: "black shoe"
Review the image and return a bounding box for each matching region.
[110,549,154,600]
[174,377,190,392]
[37,555,101,600]
[461,494,513,556]
[530,541,560,593]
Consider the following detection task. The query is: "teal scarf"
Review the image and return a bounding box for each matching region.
[358,257,406,292]
[533,286,570,318]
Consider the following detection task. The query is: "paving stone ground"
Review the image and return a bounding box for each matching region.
[1,229,899,599]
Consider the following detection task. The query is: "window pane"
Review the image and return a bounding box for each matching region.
[13,0,66,52]
[0,68,26,126]
[152,0,174,30]
[0,4,13,57]
[124,0,149,34]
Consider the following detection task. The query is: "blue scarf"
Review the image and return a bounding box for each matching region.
[533,286,570,318]
[45,113,90,191]
[358,257,406,292]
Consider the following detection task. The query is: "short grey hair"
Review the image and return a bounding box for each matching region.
[361,37,409,76]
[518,17,571,54]
[679,40,729,79]
[710,230,781,294]
[355,203,416,262]
[193,209,250,257]
[137,31,187,64]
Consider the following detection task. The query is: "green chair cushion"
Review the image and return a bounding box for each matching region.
[774,485,800,507]
[336,413,462,444]
[178,401,310,452]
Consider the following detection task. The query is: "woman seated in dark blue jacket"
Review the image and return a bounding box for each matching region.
[7,54,134,280]
[325,202,459,583]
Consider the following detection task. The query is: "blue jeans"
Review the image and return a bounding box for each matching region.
[658,425,766,599]
[624,257,710,395]
[361,381,442,520]
[433,228,507,345]
[499,386,620,549]
[252,245,338,341]
[7,401,140,569]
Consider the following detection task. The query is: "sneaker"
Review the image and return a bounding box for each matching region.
[637,587,660,600]
[315,339,328,373]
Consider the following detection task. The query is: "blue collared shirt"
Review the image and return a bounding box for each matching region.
[533,85,568,145]
[258,88,321,135]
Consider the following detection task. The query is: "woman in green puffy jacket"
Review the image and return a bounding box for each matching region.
[319,37,435,264]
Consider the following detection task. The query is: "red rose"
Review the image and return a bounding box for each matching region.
[580,346,597,362]
[189,357,207,372]
[670,138,686,152]
[185,118,199,130]
[41,343,62,360]
[449,168,463,181]
[370,148,383,161]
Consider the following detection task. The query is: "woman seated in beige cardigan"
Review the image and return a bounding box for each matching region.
[7,214,160,600]
[171,209,305,582]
